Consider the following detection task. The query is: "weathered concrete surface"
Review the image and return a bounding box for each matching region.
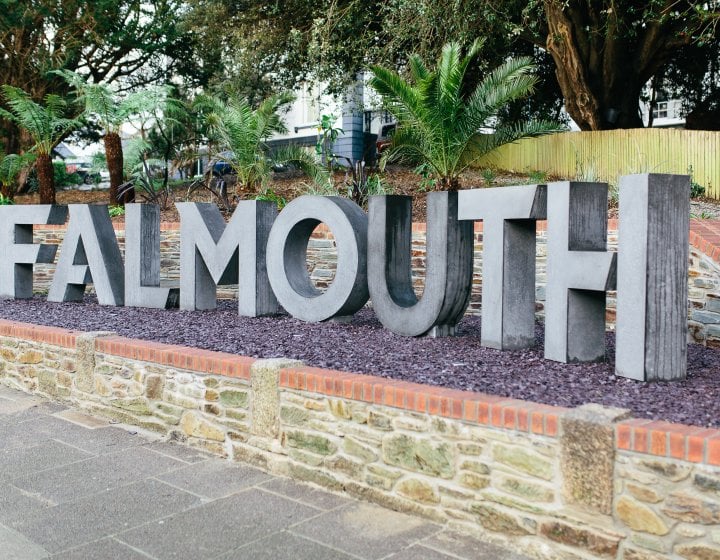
[368,192,474,337]
[616,174,690,381]
[47,204,124,306]
[266,196,369,322]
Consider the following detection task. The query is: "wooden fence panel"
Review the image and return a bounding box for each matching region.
[475,129,720,199]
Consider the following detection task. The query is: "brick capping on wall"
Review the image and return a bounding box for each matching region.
[1,316,719,467]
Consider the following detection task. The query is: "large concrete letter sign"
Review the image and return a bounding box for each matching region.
[124,204,179,309]
[368,192,474,337]
[544,183,616,363]
[0,205,68,299]
[616,174,690,381]
[266,196,368,322]
[48,205,124,305]
[177,201,278,316]
[458,185,547,349]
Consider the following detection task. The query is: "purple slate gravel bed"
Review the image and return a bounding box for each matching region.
[1,297,719,428]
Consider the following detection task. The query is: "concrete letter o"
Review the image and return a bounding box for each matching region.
[266,196,368,322]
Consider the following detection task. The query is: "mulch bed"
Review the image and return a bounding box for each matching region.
[1,297,718,428]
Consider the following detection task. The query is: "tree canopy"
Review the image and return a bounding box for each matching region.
[185,0,720,130]
[0,0,191,153]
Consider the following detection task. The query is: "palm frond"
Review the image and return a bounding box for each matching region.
[369,43,558,190]
[0,152,36,185]
[1,85,81,155]
[273,145,328,186]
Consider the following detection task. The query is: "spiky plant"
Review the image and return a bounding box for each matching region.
[57,70,167,204]
[369,40,560,190]
[0,86,81,204]
[205,92,327,197]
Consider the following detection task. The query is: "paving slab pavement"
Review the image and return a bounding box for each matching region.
[0,385,531,560]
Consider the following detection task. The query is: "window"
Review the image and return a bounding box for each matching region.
[653,101,668,119]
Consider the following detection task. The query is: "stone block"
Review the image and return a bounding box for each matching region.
[145,374,164,400]
[691,311,720,324]
[288,462,343,491]
[624,548,669,560]
[343,436,378,463]
[397,478,440,504]
[285,430,337,456]
[492,444,553,481]
[382,434,455,478]
[328,399,352,419]
[368,410,393,431]
[459,459,490,475]
[37,369,58,396]
[497,476,554,503]
[180,411,226,442]
[471,504,534,535]
[616,496,669,535]
[675,544,720,560]
[539,521,621,558]
[110,397,152,416]
[459,472,490,490]
[627,483,663,504]
[662,492,720,524]
[288,448,324,467]
[639,459,692,482]
[219,389,248,408]
[324,454,364,479]
[280,405,310,426]
[695,473,720,494]
[18,350,43,364]
[560,403,630,513]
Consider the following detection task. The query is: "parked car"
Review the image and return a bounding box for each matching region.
[376,123,397,154]
[69,162,102,184]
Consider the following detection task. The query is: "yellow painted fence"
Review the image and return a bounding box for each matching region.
[475,129,720,199]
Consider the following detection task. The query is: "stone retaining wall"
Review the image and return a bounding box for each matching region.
[1,319,719,560]
[31,219,720,346]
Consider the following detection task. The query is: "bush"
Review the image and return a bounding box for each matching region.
[52,162,82,187]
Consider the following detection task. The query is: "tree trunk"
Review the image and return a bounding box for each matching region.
[36,153,56,205]
[104,132,125,204]
[542,0,665,130]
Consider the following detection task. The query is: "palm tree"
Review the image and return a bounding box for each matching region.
[369,40,560,190]
[58,71,166,204]
[204,92,326,197]
[0,150,35,200]
[0,86,80,204]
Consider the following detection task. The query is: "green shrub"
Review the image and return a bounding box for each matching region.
[687,166,706,198]
[53,162,82,187]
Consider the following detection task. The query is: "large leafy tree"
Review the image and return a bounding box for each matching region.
[369,41,559,190]
[187,0,719,130]
[0,86,81,204]
[0,0,188,154]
